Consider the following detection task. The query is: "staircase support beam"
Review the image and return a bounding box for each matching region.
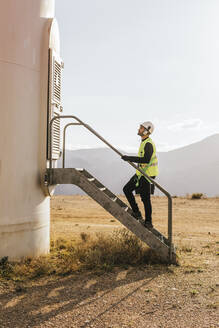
[47,168,176,264]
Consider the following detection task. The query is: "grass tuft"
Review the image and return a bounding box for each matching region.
[180,246,192,253]
[190,289,198,296]
[80,232,90,242]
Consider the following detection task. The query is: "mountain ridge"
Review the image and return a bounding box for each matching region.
[55,134,219,196]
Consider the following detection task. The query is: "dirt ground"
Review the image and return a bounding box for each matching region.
[0,195,218,328]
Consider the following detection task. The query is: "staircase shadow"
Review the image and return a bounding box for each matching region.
[0,266,170,327]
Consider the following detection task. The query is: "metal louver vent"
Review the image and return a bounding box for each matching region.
[53,60,61,104]
[51,112,60,158]
[47,49,64,160]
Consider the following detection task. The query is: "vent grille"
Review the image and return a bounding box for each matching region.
[47,49,64,160]
[51,112,60,158]
[53,60,61,104]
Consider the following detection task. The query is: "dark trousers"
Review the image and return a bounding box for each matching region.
[123,175,154,222]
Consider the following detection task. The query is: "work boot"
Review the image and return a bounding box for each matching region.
[144,221,153,229]
[131,210,142,220]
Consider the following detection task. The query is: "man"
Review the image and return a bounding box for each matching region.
[122,121,158,228]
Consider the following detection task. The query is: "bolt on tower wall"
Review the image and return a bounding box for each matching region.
[0,0,62,259]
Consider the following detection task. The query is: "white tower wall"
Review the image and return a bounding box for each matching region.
[0,0,59,259]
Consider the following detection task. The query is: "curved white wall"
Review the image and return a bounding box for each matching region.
[0,0,59,259]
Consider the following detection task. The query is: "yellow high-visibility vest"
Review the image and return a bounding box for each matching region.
[136,138,158,184]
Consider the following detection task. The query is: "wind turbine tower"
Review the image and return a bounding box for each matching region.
[0,0,63,259]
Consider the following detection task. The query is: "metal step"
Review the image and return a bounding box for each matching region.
[47,168,176,263]
[88,177,95,182]
[83,172,133,214]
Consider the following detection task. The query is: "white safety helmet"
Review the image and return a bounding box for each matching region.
[140,121,154,135]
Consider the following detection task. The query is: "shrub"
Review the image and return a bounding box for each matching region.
[191,193,203,199]
[0,256,14,279]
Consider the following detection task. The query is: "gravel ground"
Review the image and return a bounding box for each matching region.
[0,259,218,328]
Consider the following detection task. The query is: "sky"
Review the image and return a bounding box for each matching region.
[56,0,219,152]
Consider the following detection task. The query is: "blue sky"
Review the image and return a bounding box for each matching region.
[56,0,219,152]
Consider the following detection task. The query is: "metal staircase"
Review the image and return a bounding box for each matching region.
[46,115,176,264]
[46,167,176,263]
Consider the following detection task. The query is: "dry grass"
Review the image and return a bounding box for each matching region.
[1,194,218,282]
[0,230,162,282]
[1,194,217,283]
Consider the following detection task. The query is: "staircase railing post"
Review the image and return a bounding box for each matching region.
[62,123,81,168]
[168,196,173,262]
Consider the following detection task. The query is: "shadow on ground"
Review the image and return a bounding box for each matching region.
[0,266,170,327]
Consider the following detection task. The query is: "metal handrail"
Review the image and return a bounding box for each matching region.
[62,123,81,168]
[49,115,173,260]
